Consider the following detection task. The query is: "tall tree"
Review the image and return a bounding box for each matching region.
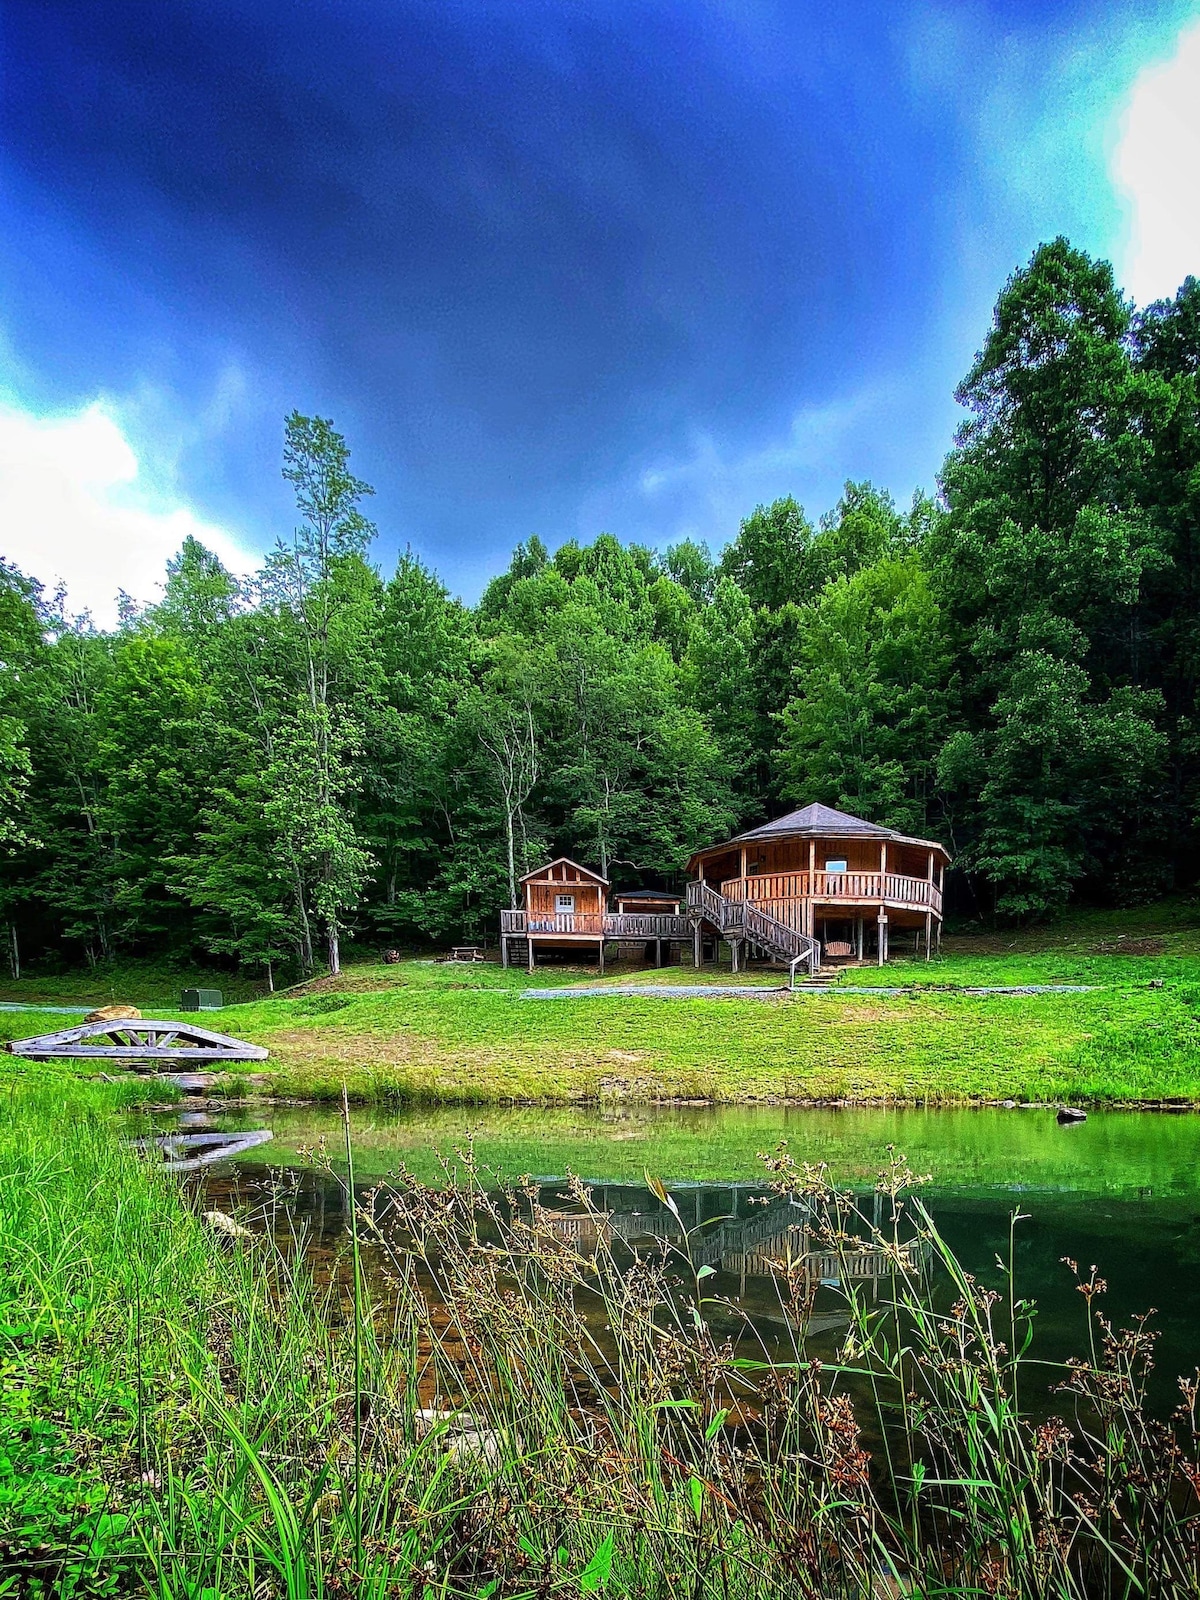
[359,554,475,940]
[255,413,379,972]
[1131,277,1200,853]
[931,239,1168,910]
[776,555,952,835]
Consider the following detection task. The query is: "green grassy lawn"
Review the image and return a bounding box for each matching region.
[3,901,1200,1107]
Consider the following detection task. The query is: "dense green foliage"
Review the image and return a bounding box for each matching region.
[5,240,1200,979]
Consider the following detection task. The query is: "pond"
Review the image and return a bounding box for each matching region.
[152,1099,1200,1409]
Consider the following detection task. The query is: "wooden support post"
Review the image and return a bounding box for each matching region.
[877,910,887,967]
[655,938,662,969]
[528,938,535,973]
[693,922,702,969]
[855,916,864,961]
[501,937,509,969]
[599,939,605,975]
[924,910,932,961]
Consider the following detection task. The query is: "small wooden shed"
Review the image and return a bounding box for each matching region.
[522,858,609,924]
[503,858,610,970]
[499,861,692,971]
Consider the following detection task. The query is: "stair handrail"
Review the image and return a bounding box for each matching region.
[741,901,820,984]
[686,881,819,984]
[686,879,740,933]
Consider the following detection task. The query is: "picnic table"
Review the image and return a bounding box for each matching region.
[445,945,485,963]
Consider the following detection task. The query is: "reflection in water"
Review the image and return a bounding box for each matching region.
[537,1186,927,1296]
[163,1097,1200,1412]
[199,1156,926,1399]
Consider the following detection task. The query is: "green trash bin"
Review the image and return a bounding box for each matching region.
[181,987,223,1011]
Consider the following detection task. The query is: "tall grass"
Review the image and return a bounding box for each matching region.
[3,1074,1200,1595]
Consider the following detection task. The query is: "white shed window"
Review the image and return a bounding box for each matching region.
[824,858,847,875]
[555,894,576,913]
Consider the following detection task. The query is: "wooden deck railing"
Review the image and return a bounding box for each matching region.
[719,870,942,915]
[500,910,692,938]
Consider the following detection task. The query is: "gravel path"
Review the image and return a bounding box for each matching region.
[520,983,1098,1000]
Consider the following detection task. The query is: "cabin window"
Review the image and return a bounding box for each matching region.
[555,894,575,913]
[824,858,847,875]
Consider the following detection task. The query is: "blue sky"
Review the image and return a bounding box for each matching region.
[1,0,1198,622]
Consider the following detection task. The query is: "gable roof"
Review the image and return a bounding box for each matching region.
[688,802,949,870]
[519,857,610,887]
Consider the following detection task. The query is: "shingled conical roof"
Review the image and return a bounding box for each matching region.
[737,802,892,842]
[688,802,949,869]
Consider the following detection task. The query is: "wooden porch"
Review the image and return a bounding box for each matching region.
[722,869,942,919]
[499,908,692,971]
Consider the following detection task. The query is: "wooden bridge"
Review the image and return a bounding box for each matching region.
[5,1018,268,1063]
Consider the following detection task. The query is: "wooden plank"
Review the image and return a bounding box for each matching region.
[8,1044,267,1060]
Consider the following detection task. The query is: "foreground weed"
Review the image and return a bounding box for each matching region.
[5,1077,1200,1595]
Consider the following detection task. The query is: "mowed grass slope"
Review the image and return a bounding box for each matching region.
[225,978,1199,1106]
[2,901,1199,1106]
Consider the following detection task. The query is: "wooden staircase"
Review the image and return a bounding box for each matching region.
[686,882,821,986]
[796,967,841,990]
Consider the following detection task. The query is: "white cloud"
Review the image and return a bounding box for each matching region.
[1113,21,1200,305]
[0,400,256,627]
[629,384,893,543]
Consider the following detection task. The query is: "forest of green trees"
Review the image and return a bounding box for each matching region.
[2,238,1200,982]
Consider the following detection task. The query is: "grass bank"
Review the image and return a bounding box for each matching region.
[4,1072,1200,1597]
[3,902,1200,1107]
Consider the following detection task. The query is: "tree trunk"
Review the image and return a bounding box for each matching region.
[7,922,18,982]
[293,866,314,972]
[265,957,275,994]
[504,805,518,910]
[328,924,341,976]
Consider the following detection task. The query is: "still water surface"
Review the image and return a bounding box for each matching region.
[175,1101,1200,1407]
